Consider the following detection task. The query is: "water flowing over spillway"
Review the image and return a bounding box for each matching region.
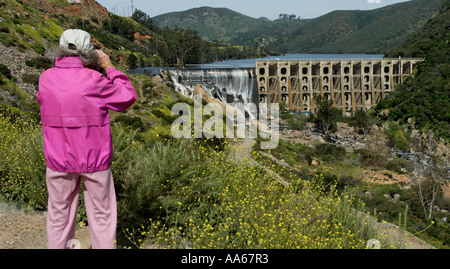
[166,68,258,120]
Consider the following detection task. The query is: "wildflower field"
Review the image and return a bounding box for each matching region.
[0,107,47,209]
[0,107,390,249]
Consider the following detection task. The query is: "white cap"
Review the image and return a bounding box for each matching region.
[59,29,94,54]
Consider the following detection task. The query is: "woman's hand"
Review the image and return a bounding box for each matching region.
[96,50,113,70]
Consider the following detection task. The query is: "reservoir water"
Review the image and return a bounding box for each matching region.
[131,54,384,75]
[186,53,384,69]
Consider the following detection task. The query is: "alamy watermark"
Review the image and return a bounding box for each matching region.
[170,95,280,149]
[66,239,81,249]
[366,239,381,249]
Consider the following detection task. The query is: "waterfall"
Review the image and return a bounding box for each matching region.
[166,68,259,120]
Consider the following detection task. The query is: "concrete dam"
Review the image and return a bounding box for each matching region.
[166,57,423,118]
[256,58,423,115]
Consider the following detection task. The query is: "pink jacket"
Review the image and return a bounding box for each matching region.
[37,57,137,173]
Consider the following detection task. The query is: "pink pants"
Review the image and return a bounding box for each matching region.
[46,168,117,249]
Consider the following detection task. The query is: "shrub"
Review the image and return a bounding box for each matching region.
[0,64,12,80]
[314,143,347,161]
[0,109,46,209]
[312,170,358,193]
[356,148,388,168]
[349,110,372,134]
[360,195,403,221]
[151,109,178,124]
[114,115,147,132]
[386,156,414,174]
[0,33,17,47]
[0,26,9,33]
[113,136,203,229]
[21,73,40,86]
[385,121,411,150]
[286,113,307,130]
[25,57,53,70]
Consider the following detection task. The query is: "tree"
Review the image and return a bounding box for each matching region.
[131,9,149,24]
[313,95,342,134]
[106,14,136,41]
[351,110,372,135]
[131,9,161,34]
[278,13,297,20]
[411,159,446,221]
[417,177,440,220]
[128,53,138,69]
[178,28,201,65]
[403,121,449,221]
[412,145,446,220]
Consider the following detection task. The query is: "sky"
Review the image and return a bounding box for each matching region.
[95,0,411,20]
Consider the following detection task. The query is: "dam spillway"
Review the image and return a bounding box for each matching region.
[256,58,423,115]
[167,68,258,119]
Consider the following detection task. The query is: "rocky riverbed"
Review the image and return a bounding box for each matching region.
[280,121,449,181]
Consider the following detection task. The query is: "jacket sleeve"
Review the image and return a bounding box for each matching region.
[36,90,42,105]
[97,67,137,112]
[36,73,45,105]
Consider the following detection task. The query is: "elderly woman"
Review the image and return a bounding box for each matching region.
[37,29,137,249]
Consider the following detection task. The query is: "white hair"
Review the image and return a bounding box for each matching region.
[46,45,99,70]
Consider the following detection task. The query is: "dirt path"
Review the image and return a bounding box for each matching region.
[0,202,91,249]
[371,216,437,249]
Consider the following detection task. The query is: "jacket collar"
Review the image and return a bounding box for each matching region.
[55,57,84,68]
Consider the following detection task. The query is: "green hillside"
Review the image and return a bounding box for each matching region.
[153,6,309,48]
[375,0,450,140]
[154,6,269,42]
[154,0,445,54]
[311,0,446,54]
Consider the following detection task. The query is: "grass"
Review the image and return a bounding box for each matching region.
[37,18,64,44]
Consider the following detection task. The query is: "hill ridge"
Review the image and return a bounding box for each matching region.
[153,0,446,54]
